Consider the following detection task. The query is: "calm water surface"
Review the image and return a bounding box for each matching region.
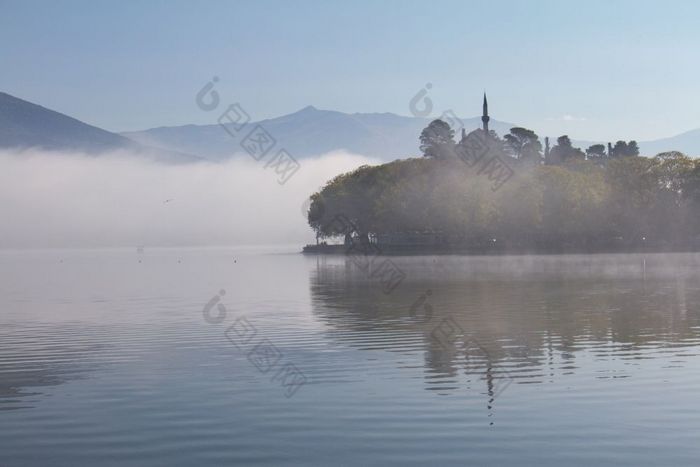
[1,248,700,466]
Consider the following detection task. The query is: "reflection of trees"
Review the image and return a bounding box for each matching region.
[309,254,700,400]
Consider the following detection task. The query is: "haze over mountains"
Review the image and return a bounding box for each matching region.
[2,91,700,161]
[123,109,700,160]
[122,106,516,161]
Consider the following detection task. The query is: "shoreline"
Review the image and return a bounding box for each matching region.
[301,242,700,256]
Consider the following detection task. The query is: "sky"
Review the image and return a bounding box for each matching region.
[1,0,699,141]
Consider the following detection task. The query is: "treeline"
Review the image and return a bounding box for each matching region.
[307,120,700,251]
[419,119,640,165]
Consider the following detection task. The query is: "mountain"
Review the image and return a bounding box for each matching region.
[122,106,516,161]
[5,91,699,162]
[125,106,700,161]
[0,91,134,152]
[0,92,198,162]
[637,129,700,157]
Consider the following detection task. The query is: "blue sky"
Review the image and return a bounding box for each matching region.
[1,0,699,141]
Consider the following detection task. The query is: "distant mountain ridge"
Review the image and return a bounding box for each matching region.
[636,129,700,156]
[3,91,700,161]
[124,106,700,161]
[0,91,134,152]
[0,92,198,162]
[122,106,517,161]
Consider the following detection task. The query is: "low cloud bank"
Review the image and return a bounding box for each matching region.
[0,149,377,248]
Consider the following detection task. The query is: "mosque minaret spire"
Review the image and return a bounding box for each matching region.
[482,92,490,132]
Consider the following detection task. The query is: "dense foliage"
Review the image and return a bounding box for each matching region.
[307,121,700,250]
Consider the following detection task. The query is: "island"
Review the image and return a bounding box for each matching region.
[303,95,700,255]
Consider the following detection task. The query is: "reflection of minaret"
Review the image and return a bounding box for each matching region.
[482,92,490,132]
[485,361,495,425]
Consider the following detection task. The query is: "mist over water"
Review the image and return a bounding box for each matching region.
[2,250,700,466]
[0,150,377,248]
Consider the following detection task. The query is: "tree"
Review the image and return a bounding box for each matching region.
[307,125,700,250]
[627,140,640,157]
[653,151,694,194]
[550,135,585,163]
[307,164,392,244]
[610,140,640,158]
[682,162,700,238]
[539,165,608,243]
[503,127,542,162]
[419,119,455,159]
[605,157,658,239]
[586,144,607,160]
[611,141,625,158]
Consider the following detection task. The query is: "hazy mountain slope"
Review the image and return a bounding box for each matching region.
[128,105,700,161]
[637,129,700,156]
[0,92,199,162]
[0,92,135,152]
[6,89,699,162]
[123,106,516,161]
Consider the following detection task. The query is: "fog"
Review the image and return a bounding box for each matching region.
[0,149,377,249]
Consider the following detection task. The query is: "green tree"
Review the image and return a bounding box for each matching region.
[586,144,607,160]
[627,141,640,156]
[503,127,542,162]
[610,140,641,158]
[419,119,455,159]
[306,130,699,250]
[605,157,657,239]
[550,135,585,163]
[682,161,700,238]
[307,164,389,244]
[653,151,694,193]
[611,140,636,158]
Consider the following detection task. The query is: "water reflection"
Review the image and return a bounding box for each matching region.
[0,323,109,410]
[309,253,700,403]
[2,250,700,464]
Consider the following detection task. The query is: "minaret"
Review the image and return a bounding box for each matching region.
[481,92,490,133]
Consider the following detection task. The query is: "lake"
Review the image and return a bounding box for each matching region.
[1,248,700,466]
